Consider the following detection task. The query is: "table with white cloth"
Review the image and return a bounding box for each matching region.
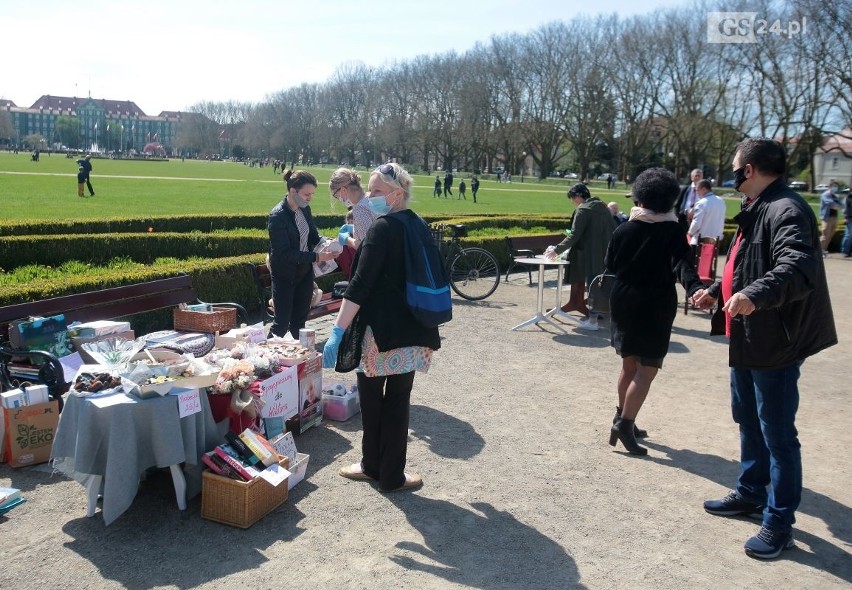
[511,256,574,334]
[51,387,223,525]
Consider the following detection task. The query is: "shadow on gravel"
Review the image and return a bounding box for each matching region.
[643,441,852,583]
[409,405,484,460]
[385,495,584,590]
[451,298,516,310]
[57,427,353,589]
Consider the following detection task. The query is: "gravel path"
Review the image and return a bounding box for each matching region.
[1,257,850,589]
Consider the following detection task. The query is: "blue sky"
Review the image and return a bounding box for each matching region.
[3,0,690,115]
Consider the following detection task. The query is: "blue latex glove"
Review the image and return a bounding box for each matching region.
[339,224,354,234]
[322,325,346,368]
[338,231,351,246]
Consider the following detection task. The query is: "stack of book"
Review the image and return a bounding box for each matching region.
[201,429,282,482]
[0,487,25,515]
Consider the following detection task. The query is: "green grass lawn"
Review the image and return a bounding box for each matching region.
[1,152,795,222]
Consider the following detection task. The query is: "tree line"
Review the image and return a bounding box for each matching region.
[174,0,850,184]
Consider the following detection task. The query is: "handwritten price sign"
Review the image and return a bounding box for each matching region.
[176,389,202,418]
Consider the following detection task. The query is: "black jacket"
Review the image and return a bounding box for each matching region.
[708,178,836,369]
[267,199,321,282]
[345,210,441,352]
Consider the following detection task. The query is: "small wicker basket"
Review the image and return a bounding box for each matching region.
[201,457,290,528]
[173,307,237,333]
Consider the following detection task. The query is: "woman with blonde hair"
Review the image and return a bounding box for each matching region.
[323,163,441,492]
[329,167,379,251]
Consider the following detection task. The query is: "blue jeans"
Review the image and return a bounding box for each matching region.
[731,363,802,534]
[841,222,852,255]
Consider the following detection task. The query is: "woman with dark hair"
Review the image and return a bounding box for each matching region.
[323,163,440,492]
[267,169,338,339]
[606,167,704,455]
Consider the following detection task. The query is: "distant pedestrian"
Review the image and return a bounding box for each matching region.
[433,175,442,198]
[471,176,480,203]
[443,171,454,198]
[458,179,467,200]
[76,154,94,196]
[76,165,86,197]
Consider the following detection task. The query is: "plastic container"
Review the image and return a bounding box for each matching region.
[322,390,360,422]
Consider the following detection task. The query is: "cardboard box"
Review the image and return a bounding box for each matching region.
[72,330,136,363]
[3,400,60,468]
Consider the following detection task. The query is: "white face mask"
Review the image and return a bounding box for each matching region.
[290,191,308,208]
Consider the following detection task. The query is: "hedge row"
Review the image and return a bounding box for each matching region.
[0,215,571,271]
[0,213,562,237]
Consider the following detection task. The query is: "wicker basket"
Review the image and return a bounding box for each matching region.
[201,457,290,528]
[173,307,237,333]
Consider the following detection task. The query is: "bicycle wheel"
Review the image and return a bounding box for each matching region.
[449,247,500,300]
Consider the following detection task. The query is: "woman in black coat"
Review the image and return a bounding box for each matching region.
[323,163,440,492]
[267,170,338,339]
[606,168,704,455]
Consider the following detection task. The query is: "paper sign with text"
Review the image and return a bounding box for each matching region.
[173,388,202,418]
[269,431,298,465]
[259,364,298,419]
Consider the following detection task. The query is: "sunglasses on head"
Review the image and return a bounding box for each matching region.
[376,163,397,179]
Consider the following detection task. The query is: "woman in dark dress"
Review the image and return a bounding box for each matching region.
[606,168,704,455]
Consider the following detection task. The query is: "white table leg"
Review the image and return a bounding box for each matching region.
[85,475,102,517]
[513,263,567,334]
[546,265,579,324]
[169,464,187,511]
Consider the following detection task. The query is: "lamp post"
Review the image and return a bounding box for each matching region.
[521,151,526,182]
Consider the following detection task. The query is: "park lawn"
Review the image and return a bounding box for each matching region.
[1,152,759,221]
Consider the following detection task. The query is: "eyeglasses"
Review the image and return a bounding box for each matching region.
[332,187,342,199]
[376,163,397,179]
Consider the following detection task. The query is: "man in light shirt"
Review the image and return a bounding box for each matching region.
[687,179,726,245]
[674,168,703,230]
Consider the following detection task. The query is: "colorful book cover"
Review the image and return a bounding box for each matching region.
[238,429,277,466]
[214,445,259,481]
[201,451,226,476]
[224,431,260,466]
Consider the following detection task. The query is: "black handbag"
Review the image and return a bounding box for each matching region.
[335,313,365,373]
[587,273,616,315]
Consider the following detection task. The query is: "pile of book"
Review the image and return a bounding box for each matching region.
[0,487,25,515]
[202,429,282,482]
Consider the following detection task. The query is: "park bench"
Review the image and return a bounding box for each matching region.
[0,274,248,407]
[246,262,343,324]
[504,234,566,284]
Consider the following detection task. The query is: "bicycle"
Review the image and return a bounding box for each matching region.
[431,224,500,301]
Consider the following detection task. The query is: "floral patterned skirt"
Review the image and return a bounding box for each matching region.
[359,326,433,377]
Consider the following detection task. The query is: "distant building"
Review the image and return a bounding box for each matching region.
[813,129,852,188]
[2,95,182,152]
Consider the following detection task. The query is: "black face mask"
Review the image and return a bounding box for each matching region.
[733,165,748,191]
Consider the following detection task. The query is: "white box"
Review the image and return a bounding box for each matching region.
[23,384,50,405]
[288,452,310,490]
[1,390,25,409]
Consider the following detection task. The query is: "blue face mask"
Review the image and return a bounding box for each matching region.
[367,195,392,215]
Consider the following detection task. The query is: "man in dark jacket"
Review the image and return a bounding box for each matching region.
[693,138,837,560]
[674,168,702,231]
[76,154,94,196]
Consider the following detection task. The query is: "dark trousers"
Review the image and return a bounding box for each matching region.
[85,175,94,195]
[357,370,415,491]
[731,362,803,533]
[269,263,314,339]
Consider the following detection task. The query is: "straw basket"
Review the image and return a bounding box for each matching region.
[173,307,237,333]
[201,457,290,528]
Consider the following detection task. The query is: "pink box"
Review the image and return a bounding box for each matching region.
[322,391,360,422]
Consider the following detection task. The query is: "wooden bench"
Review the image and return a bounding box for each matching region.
[246,262,343,324]
[504,234,566,284]
[0,274,248,407]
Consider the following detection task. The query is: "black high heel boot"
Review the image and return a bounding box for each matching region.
[614,406,648,438]
[609,417,648,455]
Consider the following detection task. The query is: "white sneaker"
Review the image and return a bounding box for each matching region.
[576,319,599,331]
